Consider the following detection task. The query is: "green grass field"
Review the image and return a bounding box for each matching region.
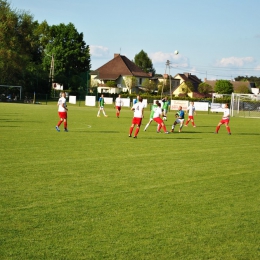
[0,102,260,259]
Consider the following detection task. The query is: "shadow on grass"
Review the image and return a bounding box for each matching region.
[143,136,201,140]
[189,125,214,128]
[75,130,120,133]
[236,133,260,136]
[182,131,215,134]
[0,125,20,127]
[0,119,41,123]
[0,119,22,122]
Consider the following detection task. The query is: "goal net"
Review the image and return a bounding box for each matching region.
[0,85,22,101]
[231,93,260,118]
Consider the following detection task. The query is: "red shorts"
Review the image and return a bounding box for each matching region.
[188,116,194,120]
[153,117,163,124]
[132,117,142,126]
[220,118,229,124]
[116,106,121,111]
[58,112,67,119]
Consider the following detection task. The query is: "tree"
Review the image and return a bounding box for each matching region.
[124,76,137,93]
[234,76,260,88]
[198,82,213,97]
[0,1,92,96]
[0,0,42,89]
[106,80,116,88]
[235,85,250,94]
[180,81,194,97]
[142,79,157,93]
[134,50,155,75]
[215,80,233,94]
[42,22,91,92]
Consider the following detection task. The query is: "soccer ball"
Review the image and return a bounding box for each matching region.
[174,50,179,55]
[163,116,167,121]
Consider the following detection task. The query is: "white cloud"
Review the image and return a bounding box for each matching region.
[150,51,189,68]
[215,56,255,67]
[89,45,110,58]
[255,65,260,71]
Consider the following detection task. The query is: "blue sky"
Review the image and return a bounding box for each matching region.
[10,0,260,80]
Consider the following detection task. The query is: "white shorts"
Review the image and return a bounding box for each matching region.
[175,118,184,124]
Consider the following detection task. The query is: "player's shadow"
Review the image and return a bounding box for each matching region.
[236,133,260,136]
[1,125,20,128]
[191,125,213,128]
[76,130,120,134]
[182,131,213,134]
[0,119,22,122]
[144,136,200,140]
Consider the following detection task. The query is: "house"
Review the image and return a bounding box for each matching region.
[204,79,252,94]
[150,72,203,98]
[149,74,180,94]
[172,73,203,98]
[90,54,151,94]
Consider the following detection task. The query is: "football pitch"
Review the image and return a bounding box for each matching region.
[0,102,259,259]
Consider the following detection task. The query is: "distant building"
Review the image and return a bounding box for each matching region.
[204,79,252,94]
[172,73,203,98]
[90,54,151,94]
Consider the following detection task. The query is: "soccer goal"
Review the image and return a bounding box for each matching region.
[0,85,22,101]
[230,93,260,118]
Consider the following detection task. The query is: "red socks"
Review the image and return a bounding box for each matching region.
[134,128,140,136]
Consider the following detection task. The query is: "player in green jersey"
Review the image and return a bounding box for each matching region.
[97,94,108,117]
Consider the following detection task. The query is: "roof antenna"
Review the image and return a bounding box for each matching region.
[120,47,121,54]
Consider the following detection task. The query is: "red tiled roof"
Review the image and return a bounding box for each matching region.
[94,54,151,80]
[177,73,202,84]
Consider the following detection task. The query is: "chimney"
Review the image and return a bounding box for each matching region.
[114,53,120,58]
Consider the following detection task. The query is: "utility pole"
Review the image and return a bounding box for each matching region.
[165,60,172,100]
[48,54,54,97]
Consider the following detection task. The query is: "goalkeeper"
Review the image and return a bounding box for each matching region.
[171,106,185,133]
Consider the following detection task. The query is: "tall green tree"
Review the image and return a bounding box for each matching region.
[181,81,194,97]
[123,76,137,93]
[234,76,260,88]
[43,23,91,91]
[215,80,233,94]
[0,1,38,86]
[198,82,213,97]
[235,84,250,94]
[142,78,157,93]
[0,0,49,94]
[134,50,155,75]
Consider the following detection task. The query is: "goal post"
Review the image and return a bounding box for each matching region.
[0,85,22,101]
[231,93,260,118]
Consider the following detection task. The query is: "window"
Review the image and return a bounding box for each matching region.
[101,88,109,93]
[139,78,142,85]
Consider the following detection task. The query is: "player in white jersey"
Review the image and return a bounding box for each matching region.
[129,97,144,138]
[152,101,169,133]
[215,103,231,135]
[56,92,68,132]
[115,94,123,118]
[184,101,196,127]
